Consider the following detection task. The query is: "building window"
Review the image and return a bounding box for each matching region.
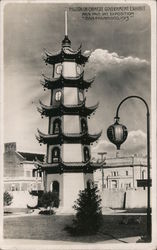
[52,147,60,163]
[11,184,15,191]
[126,171,128,176]
[55,91,62,101]
[32,170,36,177]
[111,180,118,189]
[111,171,118,177]
[142,170,146,179]
[53,119,61,134]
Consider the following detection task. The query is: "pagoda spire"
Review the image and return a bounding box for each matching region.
[65,10,68,36]
[62,10,71,47]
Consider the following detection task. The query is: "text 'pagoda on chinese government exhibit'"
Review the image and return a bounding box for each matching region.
[36,11,102,210]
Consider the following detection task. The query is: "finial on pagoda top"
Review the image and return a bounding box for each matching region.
[65,10,68,36]
[62,10,71,47]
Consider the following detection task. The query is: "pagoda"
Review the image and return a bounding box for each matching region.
[36,12,102,210]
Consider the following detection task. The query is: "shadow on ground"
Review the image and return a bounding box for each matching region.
[4,214,147,243]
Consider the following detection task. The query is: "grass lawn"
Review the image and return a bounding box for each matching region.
[4,214,147,243]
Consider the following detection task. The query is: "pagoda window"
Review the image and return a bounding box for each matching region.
[76,65,82,75]
[81,119,87,133]
[54,63,62,78]
[52,147,60,163]
[84,147,90,162]
[53,119,61,134]
[79,91,84,102]
[55,91,62,101]
[62,62,77,78]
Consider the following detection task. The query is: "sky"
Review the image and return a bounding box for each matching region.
[3,2,151,158]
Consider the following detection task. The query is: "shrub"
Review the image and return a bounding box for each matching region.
[3,191,13,206]
[39,191,59,214]
[65,184,102,235]
[39,210,55,215]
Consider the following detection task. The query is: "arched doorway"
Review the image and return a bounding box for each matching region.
[51,181,60,208]
[87,179,92,189]
[53,181,59,193]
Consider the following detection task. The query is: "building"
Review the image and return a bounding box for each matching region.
[35,12,101,210]
[3,142,149,209]
[4,142,44,192]
[94,155,148,191]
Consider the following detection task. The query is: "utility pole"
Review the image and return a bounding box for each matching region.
[98,152,107,191]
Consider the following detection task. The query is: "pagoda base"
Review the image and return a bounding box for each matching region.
[46,172,93,211]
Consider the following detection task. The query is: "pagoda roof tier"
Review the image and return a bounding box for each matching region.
[38,100,99,117]
[41,73,94,90]
[36,129,102,145]
[42,46,89,65]
[35,158,99,173]
[36,158,90,168]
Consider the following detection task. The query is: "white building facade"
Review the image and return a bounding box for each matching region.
[94,156,148,191]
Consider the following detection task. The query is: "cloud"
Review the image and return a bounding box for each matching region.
[91,129,147,158]
[124,130,146,154]
[84,49,149,75]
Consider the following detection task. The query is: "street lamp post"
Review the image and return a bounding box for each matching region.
[98,152,107,191]
[107,95,151,241]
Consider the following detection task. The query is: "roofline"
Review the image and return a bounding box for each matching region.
[102,164,147,168]
[15,152,25,160]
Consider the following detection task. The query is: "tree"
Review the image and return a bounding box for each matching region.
[40,191,60,214]
[3,191,13,206]
[66,184,102,235]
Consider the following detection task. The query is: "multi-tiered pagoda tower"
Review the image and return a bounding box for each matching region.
[36,12,101,210]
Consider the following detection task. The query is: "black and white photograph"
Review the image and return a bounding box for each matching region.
[1,0,156,249]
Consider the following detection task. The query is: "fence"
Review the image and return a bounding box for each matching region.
[101,188,147,209]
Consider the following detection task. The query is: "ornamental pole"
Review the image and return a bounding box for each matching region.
[108,95,151,241]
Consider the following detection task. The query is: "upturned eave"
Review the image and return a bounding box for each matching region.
[42,46,89,65]
[40,73,94,90]
[36,130,102,145]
